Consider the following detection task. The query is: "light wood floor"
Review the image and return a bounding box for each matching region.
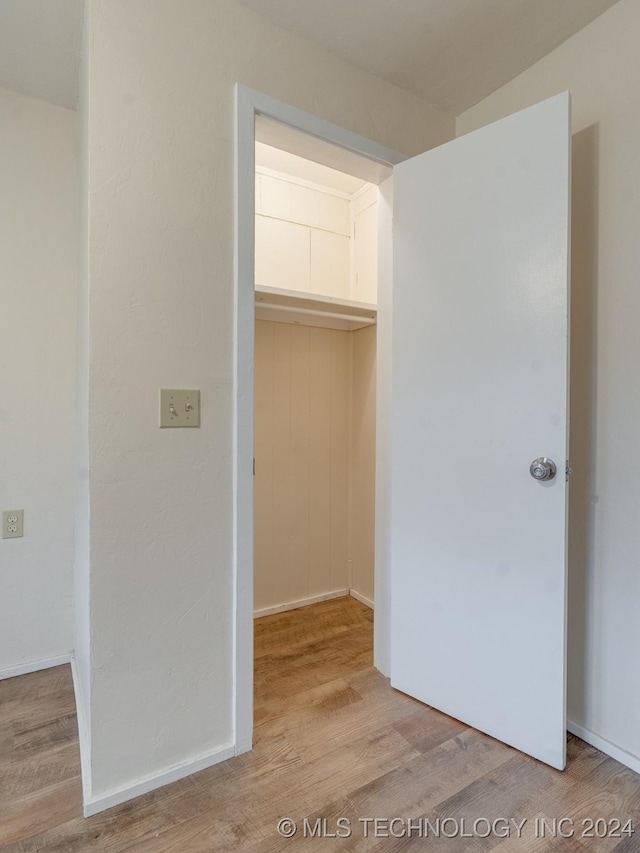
[1,596,639,851]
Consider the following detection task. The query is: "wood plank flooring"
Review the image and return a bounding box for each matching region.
[1,596,639,851]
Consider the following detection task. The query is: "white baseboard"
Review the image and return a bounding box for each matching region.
[70,654,93,806]
[82,742,236,817]
[567,719,640,776]
[254,589,349,619]
[235,738,253,756]
[349,589,374,610]
[0,653,71,681]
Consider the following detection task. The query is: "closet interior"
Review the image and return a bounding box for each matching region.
[253,141,379,619]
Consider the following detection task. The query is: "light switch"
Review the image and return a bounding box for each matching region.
[159,389,200,428]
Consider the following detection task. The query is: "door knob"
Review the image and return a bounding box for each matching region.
[530,457,557,481]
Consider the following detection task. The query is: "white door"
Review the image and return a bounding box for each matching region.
[390,93,571,769]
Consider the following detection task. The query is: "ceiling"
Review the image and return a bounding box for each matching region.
[0,0,619,114]
[238,0,619,114]
[256,142,369,194]
[0,0,83,110]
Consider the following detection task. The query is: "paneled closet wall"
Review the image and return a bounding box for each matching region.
[254,148,378,615]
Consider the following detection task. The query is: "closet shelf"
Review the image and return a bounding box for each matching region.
[255,285,377,331]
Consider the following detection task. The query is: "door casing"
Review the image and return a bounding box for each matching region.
[234,84,403,753]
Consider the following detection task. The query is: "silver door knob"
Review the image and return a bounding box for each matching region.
[530,458,557,481]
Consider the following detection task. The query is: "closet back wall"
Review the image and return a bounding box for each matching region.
[254,321,350,613]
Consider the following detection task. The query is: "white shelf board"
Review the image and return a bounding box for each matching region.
[255,285,377,331]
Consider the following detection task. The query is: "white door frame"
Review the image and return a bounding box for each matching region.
[233,84,404,752]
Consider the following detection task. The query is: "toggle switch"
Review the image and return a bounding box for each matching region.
[160,390,200,428]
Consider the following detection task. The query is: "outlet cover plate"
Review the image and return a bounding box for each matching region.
[3,510,24,539]
[160,389,201,428]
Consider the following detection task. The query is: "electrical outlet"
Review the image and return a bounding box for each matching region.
[2,510,24,539]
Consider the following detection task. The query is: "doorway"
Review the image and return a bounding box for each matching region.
[235,87,571,770]
[252,141,380,712]
[234,84,402,753]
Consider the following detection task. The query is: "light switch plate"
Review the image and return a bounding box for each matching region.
[159,389,200,428]
[2,510,24,539]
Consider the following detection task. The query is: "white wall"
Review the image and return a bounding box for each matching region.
[458,0,640,771]
[83,0,454,807]
[74,0,92,799]
[0,86,78,675]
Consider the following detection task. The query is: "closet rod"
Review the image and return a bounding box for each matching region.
[255,302,376,325]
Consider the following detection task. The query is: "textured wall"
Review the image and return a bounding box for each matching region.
[0,86,77,675]
[84,0,454,801]
[458,0,640,770]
